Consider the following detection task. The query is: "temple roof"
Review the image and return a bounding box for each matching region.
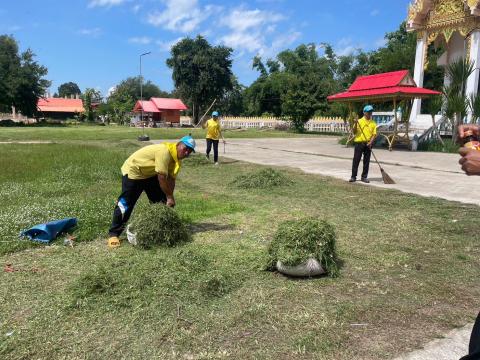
[407,0,480,32]
[327,70,441,102]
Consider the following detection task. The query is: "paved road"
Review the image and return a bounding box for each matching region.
[191,136,476,359]
[193,136,480,206]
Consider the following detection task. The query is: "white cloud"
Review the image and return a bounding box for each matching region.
[375,37,387,48]
[77,28,102,37]
[7,25,21,32]
[147,0,221,33]
[335,38,357,56]
[218,7,292,56]
[129,36,152,45]
[132,4,141,13]
[156,37,183,52]
[370,9,380,17]
[88,0,125,8]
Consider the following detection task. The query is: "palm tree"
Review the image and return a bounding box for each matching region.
[443,58,474,139]
[469,93,480,124]
[425,95,444,146]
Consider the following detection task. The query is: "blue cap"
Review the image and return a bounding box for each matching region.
[212,111,219,117]
[363,105,374,112]
[180,135,196,152]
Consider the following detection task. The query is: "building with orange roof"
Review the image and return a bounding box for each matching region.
[37,97,85,120]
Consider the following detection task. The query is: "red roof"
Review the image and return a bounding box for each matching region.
[328,70,441,102]
[37,98,85,113]
[150,98,188,110]
[133,100,161,113]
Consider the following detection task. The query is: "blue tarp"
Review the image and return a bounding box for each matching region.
[20,218,77,243]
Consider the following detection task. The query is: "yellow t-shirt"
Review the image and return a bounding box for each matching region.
[205,118,221,140]
[121,143,181,180]
[354,117,377,143]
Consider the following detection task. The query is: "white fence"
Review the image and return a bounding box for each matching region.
[179,116,347,133]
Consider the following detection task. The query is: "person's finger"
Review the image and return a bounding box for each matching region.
[458,125,466,138]
[459,147,470,157]
[459,156,467,165]
[462,162,470,173]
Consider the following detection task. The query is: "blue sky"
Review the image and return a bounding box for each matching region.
[1,0,412,97]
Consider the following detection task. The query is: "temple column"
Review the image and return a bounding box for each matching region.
[410,32,427,123]
[466,30,480,122]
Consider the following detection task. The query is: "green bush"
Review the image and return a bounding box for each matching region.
[417,138,460,153]
[266,218,339,277]
[231,168,292,189]
[129,203,191,248]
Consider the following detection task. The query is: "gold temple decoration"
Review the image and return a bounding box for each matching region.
[408,0,480,37]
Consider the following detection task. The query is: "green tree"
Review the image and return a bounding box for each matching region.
[216,76,245,116]
[281,76,318,132]
[167,35,233,124]
[0,35,50,117]
[82,88,101,122]
[58,82,81,98]
[107,76,169,125]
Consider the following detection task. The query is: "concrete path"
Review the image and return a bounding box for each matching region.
[189,136,476,359]
[193,136,480,206]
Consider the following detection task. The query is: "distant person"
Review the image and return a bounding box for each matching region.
[349,105,377,183]
[202,111,226,166]
[458,124,480,360]
[107,135,196,248]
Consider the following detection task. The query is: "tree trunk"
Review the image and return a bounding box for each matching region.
[431,115,444,145]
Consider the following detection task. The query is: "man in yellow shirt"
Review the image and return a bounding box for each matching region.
[202,111,225,165]
[107,135,196,248]
[349,105,377,183]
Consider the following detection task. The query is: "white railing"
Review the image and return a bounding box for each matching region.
[179,116,347,133]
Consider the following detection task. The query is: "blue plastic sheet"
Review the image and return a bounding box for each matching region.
[20,218,77,243]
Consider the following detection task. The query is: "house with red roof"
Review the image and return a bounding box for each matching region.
[133,97,188,124]
[37,97,85,120]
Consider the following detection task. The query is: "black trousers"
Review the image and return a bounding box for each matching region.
[109,175,167,237]
[206,138,219,162]
[460,312,480,360]
[351,142,372,179]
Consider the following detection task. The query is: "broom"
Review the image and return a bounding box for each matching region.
[355,119,395,184]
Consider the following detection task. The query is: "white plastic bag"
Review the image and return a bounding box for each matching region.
[276,257,325,277]
[126,225,137,246]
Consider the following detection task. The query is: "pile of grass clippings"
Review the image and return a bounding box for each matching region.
[129,203,191,248]
[266,218,339,277]
[231,168,292,189]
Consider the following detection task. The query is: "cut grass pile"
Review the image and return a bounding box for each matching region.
[266,218,339,277]
[230,167,292,189]
[1,140,480,359]
[129,203,191,248]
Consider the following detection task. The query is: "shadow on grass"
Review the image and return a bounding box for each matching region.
[189,222,236,234]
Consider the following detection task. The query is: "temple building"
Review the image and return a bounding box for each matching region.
[407,0,480,122]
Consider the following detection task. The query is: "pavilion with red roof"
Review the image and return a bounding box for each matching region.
[133,97,188,124]
[328,70,441,150]
[327,70,440,103]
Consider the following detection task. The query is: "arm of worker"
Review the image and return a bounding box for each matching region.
[459,147,480,176]
[157,173,176,207]
[368,125,377,148]
[219,129,226,144]
[201,119,208,129]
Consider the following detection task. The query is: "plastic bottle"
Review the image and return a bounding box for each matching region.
[463,130,480,151]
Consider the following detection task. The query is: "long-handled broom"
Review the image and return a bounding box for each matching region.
[355,119,395,184]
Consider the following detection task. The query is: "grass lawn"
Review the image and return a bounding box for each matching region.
[1,139,479,359]
[0,124,331,142]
